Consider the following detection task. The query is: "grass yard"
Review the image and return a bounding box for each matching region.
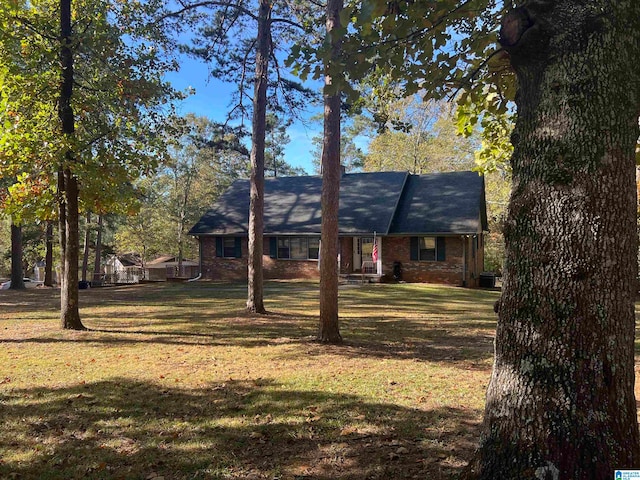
[0,280,628,479]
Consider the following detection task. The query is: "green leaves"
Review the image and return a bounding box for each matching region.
[0,0,180,221]
[288,0,515,159]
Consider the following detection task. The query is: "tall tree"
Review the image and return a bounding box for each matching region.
[317,0,344,344]
[464,2,640,477]
[0,0,179,328]
[58,0,84,329]
[291,0,640,472]
[164,0,318,313]
[245,0,270,313]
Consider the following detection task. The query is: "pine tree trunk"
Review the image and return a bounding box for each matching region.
[92,215,102,284]
[58,0,84,330]
[465,2,640,478]
[9,222,25,290]
[44,221,54,286]
[81,212,91,282]
[317,0,343,344]
[246,0,270,314]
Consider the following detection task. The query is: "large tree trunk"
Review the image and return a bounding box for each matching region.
[92,215,102,283]
[465,2,640,478]
[58,0,84,330]
[317,0,343,344]
[44,221,54,286]
[9,222,25,290]
[246,0,270,314]
[81,212,91,282]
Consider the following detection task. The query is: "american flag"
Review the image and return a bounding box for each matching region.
[371,239,378,263]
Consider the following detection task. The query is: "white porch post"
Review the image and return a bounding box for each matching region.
[377,237,382,275]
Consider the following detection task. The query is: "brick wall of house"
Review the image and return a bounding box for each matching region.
[200,237,247,281]
[381,236,465,285]
[200,234,484,286]
[200,236,320,281]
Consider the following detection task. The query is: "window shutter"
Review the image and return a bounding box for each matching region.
[215,237,223,258]
[437,237,446,261]
[269,237,277,258]
[410,237,419,261]
[234,237,242,258]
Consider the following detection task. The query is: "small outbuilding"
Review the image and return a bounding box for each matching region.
[144,255,200,281]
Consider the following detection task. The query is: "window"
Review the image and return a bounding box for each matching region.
[419,237,436,261]
[216,237,242,258]
[271,237,320,260]
[278,238,290,259]
[410,236,446,262]
[308,238,320,260]
[223,238,236,258]
[290,237,307,259]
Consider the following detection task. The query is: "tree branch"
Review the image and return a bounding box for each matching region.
[161,0,258,21]
[448,48,508,100]
[12,15,58,42]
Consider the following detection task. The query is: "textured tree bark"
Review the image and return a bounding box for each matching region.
[246,0,270,314]
[317,0,343,344]
[9,222,25,290]
[465,1,640,478]
[58,0,84,330]
[44,221,54,286]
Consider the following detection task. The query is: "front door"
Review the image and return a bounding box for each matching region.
[353,237,374,271]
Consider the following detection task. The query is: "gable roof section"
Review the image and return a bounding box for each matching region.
[389,171,487,235]
[189,170,486,236]
[189,171,408,236]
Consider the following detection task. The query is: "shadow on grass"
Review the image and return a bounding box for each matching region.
[0,282,498,364]
[0,378,480,480]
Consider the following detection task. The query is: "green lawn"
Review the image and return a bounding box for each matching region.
[0,281,514,478]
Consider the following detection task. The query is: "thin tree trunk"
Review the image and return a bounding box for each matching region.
[465,2,640,477]
[317,0,343,344]
[92,215,102,283]
[246,0,270,314]
[44,221,54,286]
[58,170,66,293]
[58,0,84,330]
[9,222,25,290]
[81,212,91,282]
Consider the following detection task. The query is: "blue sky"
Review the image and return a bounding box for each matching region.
[165,54,324,175]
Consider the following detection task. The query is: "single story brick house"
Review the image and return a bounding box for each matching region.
[189,170,488,286]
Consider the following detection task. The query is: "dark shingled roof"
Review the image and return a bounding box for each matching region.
[189,170,486,236]
[389,171,487,234]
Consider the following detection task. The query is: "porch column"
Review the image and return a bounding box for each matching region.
[376,237,382,275]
